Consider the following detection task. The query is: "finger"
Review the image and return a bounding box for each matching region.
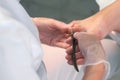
[66,37,72,44]
[76,52,84,59]
[73,32,81,40]
[66,46,72,55]
[68,26,81,34]
[64,34,71,38]
[52,19,68,30]
[55,42,70,48]
[72,23,85,32]
[67,60,73,65]
[65,55,71,61]
[67,58,85,65]
[67,23,74,34]
[65,51,84,60]
[59,35,69,43]
[72,26,82,32]
[66,52,85,65]
[76,58,85,65]
[66,45,80,55]
[76,45,80,52]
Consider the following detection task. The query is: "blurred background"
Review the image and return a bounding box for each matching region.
[20,0,119,80]
[20,0,98,23]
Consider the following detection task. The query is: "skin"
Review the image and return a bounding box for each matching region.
[83,63,105,80]
[66,0,120,80]
[32,17,105,80]
[69,0,120,39]
[32,17,70,48]
[32,1,120,79]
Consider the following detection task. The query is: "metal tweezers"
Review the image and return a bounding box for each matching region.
[71,30,79,72]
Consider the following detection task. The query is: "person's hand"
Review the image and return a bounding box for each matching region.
[32,17,70,48]
[69,0,120,41]
[74,32,106,65]
[65,36,85,65]
[66,32,110,80]
[69,12,115,40]
[66,32,106,66]
[66,45,85,65]
[69,18,106,39]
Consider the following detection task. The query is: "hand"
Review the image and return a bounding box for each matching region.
[32,17,70,48]
[65,42,85,65]
[66,32,109,80]
[65,32,106,65]
[69,13,114,39]
[74,32,106,65]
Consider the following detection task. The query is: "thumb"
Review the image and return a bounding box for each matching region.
[73,32,80,40]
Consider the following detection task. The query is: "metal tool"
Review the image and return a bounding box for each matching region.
[71,30,79,72]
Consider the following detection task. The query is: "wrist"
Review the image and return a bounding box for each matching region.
[99,0,120,33]
[81,13,108,39]
[83,63,105,80]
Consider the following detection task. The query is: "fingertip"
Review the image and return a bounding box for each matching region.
[77,59,85,65]
[67,23,75,33]
[67,60,73,65]
[73,32,79,39]
[66,37,72,44]
[65,46,72,54]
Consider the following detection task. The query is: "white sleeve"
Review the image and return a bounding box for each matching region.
[0,14,41,80]
[96,0,116,10]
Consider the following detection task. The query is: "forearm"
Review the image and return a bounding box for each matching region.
[83,63,105,80]
[94,0,120,33]
[100,0,120,32]
[83,0,120,39]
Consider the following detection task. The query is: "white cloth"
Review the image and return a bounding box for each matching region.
[96,0,115,10]
[0,0,47,80]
